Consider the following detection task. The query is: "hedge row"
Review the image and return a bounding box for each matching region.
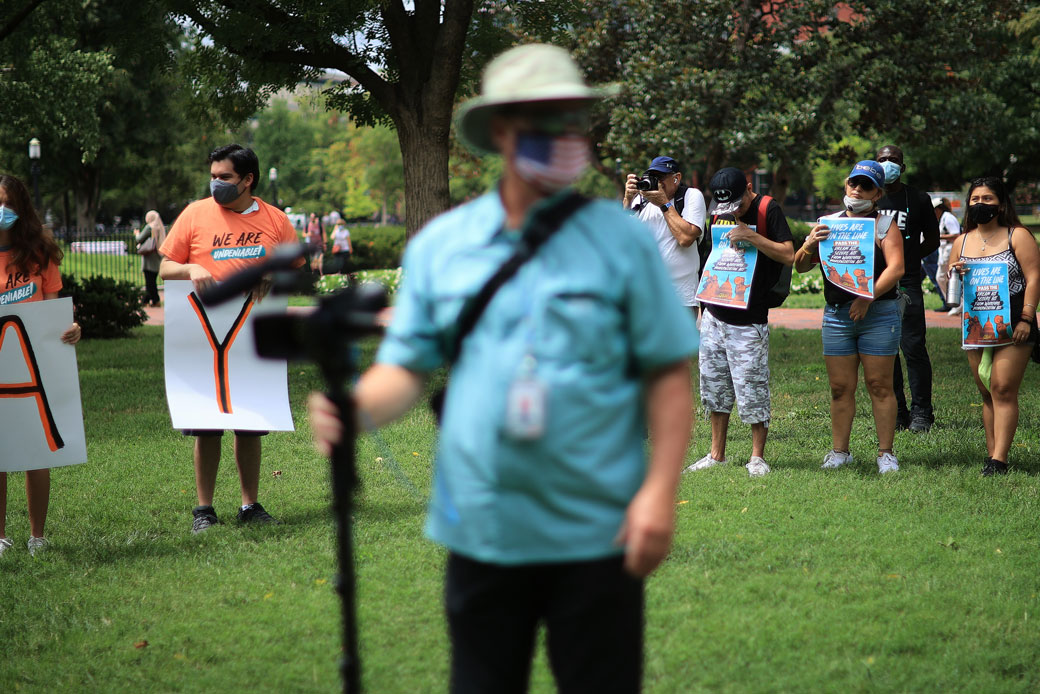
[346,225,406,271]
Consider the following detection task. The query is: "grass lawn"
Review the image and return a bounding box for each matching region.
[2,326,1040,692]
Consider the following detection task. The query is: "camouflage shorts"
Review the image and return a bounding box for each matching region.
[698,311,771,425]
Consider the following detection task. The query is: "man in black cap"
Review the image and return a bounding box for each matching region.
[876,145,940,432]
[623,156,706,313]
[686,167,794,478]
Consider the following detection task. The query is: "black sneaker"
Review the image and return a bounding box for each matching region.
[896,415,911,431]
[192,505,219,534]
[982,458,1009,476]
[237,502,282,525]
[909,415,933,433]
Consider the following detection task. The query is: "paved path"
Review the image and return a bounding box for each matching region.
[765,307,962,330]
[142,301,963,330]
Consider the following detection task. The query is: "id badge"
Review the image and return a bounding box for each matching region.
[504,376,547,440]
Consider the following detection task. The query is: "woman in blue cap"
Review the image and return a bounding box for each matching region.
[794,160,904,474]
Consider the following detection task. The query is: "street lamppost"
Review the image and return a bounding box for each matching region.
[28,137,41,211]
[269,167,279,209]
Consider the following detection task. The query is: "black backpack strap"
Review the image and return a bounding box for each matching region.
[447,192,591,364]
[673,183,687,217]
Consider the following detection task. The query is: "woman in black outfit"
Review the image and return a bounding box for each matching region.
[949,177,1040,475]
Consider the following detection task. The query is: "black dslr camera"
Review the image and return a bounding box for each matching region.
[636,171,661,192]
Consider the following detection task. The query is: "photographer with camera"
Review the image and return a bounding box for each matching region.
[623,156,706,313]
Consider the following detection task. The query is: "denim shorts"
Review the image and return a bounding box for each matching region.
[821,299,901,356]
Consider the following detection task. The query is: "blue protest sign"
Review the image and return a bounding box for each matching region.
[818,217,876,298]
[962,261,1013,348]
[696,223,759,309]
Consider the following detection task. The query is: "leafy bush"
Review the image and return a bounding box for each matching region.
[789,220,812,243]
[348,225,406,270]
[61,274,147,338]
[790,270,825,294]
[313,268,403,297]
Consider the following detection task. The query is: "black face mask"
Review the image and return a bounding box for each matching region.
[967,203,999,225]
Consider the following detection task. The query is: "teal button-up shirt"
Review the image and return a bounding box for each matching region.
[378,190,699,564]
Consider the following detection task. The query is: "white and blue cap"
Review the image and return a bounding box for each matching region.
[848,160,885,189]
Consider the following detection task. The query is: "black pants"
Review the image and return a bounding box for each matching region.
[893,280,933,422]
[143,269,160,305]
[445,552,644,694]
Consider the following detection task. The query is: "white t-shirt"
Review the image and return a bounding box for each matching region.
[631,186,707,306]
[331,227,351,251]
[937,210,961,249]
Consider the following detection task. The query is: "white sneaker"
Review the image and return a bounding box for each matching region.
[746,457,770,477]
[821,450,853,469]
[947,305,960,316]
[0,537,12,556]
[27,536,48,556]
[684,454,728,472]
[877,452,900,474]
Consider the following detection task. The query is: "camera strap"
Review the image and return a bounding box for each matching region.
[446,191,591,364]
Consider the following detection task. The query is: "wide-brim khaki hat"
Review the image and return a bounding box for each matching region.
[456,43,618,154]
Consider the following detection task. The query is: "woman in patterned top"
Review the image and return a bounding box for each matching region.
[948,177,1040,476]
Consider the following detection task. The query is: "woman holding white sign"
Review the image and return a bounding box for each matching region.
[0,174,81,557]
[948,176,1039,476]
[794,161,904,474]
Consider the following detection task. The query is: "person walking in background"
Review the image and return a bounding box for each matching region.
[0,174,81,557]
[876,145,940,433]
[932,197,964,314]
[309,43,697,694]
[134,210,166,307]
[948,177,1039,476]
[307,212,325,274]
[794,161,904,474]
[159,144,302,534]
[329,221,353,275]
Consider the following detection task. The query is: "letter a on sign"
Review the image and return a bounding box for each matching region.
[0,315,63,450]
[0,297,87,471]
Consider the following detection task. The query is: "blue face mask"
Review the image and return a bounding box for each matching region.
[881,161,901,184]
[0,205,19,231]
[210,178,243,205]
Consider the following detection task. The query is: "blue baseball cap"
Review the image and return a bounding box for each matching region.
[848,160,884,189]
[647,156,680,174]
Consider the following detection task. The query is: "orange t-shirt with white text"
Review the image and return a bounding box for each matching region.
[160,197,298,281]
[0,249,61,305]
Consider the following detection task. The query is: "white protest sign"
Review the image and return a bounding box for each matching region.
[163,280,294,431]
[0,297,87,471]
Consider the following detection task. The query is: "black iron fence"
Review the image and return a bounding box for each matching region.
[56,226,150,286]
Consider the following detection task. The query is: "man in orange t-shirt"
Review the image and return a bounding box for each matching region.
[160,144,301,534]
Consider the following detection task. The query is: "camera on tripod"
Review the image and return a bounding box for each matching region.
[636,171,661,192]
[198,242,386,693]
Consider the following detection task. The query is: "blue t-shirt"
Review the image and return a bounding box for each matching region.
[378,189,699,564]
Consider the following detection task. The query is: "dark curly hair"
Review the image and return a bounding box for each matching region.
[0,173,63,276]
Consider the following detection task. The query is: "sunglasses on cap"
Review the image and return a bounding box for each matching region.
[847,176,878,192]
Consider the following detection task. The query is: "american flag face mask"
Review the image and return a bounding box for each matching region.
[513,133,590,193]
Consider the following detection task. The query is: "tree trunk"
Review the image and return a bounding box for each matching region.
[769,160,791,205]
[74,166,99,233]
[396,112,451,239]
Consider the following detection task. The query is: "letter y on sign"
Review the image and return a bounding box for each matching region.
[187,293,254,414]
